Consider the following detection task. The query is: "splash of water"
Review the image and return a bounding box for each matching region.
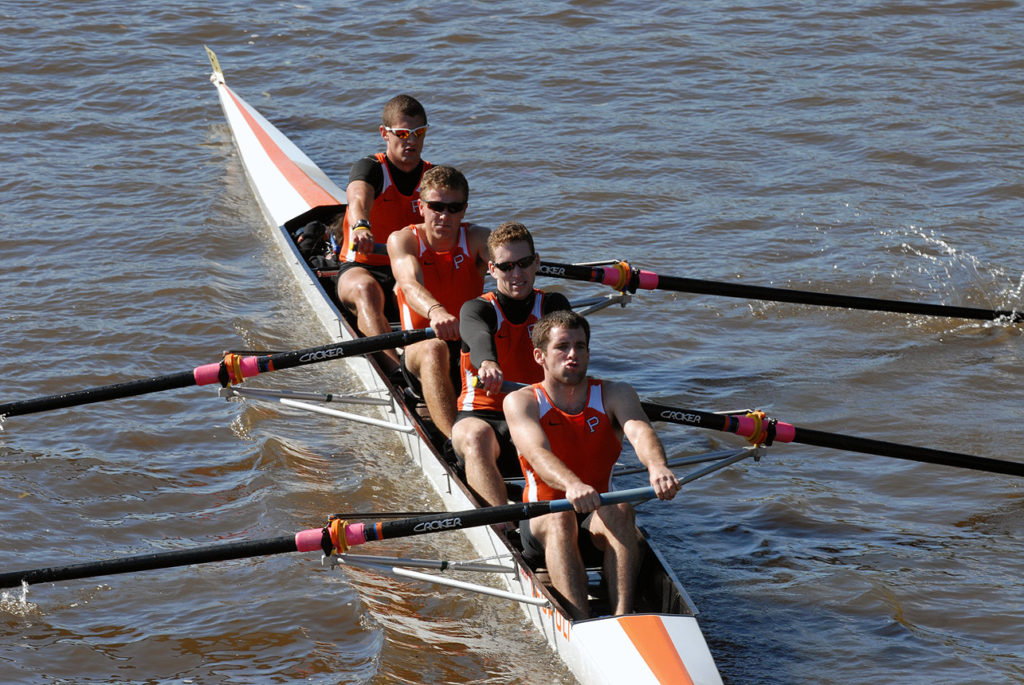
[879,224,1021,314]
[0,580,39,617]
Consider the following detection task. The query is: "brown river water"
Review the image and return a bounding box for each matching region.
[1,2,1022,683]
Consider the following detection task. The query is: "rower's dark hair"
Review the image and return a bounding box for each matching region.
[488,222,535,261]
[382,94,427,127]
[532,310,590,350]
[421,165,469,202]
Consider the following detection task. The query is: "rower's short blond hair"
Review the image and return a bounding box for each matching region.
[487,222,535,261]
[420,165,469,202]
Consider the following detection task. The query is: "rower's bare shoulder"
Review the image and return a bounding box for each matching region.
[503,385,537,416]
[466,223,491,250]
[601,380,646,420]
[386,225,417,254]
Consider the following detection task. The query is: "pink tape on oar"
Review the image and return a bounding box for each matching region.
[774,422,796,442]
[635,269,659,290]
[734,415,796,443]
[192,356,260,386]
[598,267,622,288]
[294,527,324,553]
[344,523,368,547]
[596,264,659,291]
[293,523,370,554]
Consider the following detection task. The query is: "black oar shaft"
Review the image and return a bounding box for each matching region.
[0,328,433,419]
[263,327,431,373]
[2,488,658,589]
[651,273,1019,322]
[369,501,554,541]
[0,371,197,418]
[643,401,1024,478]
[0,536,296,589]
[539,261,1022,322]
[792,427,1024,477]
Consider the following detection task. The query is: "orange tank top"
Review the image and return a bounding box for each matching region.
[457,290,545,413]
[519,379,622,502]
[341,153,431,266]
[396,224,485,330]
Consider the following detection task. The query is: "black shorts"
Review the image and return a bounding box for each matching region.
[399,339,462,399]
[453,409,520,477]
[334,261,398,323]
[520,512,601,567]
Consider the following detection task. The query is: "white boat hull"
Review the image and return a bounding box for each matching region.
[208,52,722,685]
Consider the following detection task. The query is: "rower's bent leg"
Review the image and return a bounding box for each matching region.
[533,511,589,620]
[452,418,507,507]
[336,267,400,371]
[590,502,639,616]
[405,339,457,437]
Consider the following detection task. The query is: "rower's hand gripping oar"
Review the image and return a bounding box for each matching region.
[643,401,1024,478]
[0,487,654,589]
[539,260,1023,322]
[0,328,435,419]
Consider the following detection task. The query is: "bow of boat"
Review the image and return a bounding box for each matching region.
[206,45,345,230]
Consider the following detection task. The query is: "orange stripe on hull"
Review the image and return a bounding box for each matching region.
[618,615,694,685]
[224,87,339,209]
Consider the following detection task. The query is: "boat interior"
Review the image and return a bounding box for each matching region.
[275,204,700,621]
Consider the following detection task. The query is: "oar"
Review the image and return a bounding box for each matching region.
[539,261,1023,322]
[0,487,655,589]
[486,379,1022,477]
[642,401,1024,478]
[0,328,434,419]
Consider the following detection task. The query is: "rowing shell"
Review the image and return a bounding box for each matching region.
[206,46,723,685]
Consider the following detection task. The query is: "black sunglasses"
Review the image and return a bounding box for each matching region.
[424,200,467,214]
[492,254,537,272]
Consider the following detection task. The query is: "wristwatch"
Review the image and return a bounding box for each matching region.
[352,219,372,234]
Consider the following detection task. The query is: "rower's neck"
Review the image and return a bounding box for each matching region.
[542,378,589,415]
[386,153,421,175]
[421,225,460,253]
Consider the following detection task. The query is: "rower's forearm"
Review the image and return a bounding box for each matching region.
[403,282,445,317]
[633,430,670,470]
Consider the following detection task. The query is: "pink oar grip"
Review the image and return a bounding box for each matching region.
[192,356,260,386]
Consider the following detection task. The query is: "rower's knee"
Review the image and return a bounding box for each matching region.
[593,503,635,539]
[452,420,498,466]
[542,510,581,546]
[420,338,450,366]
[337,271,384,308]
